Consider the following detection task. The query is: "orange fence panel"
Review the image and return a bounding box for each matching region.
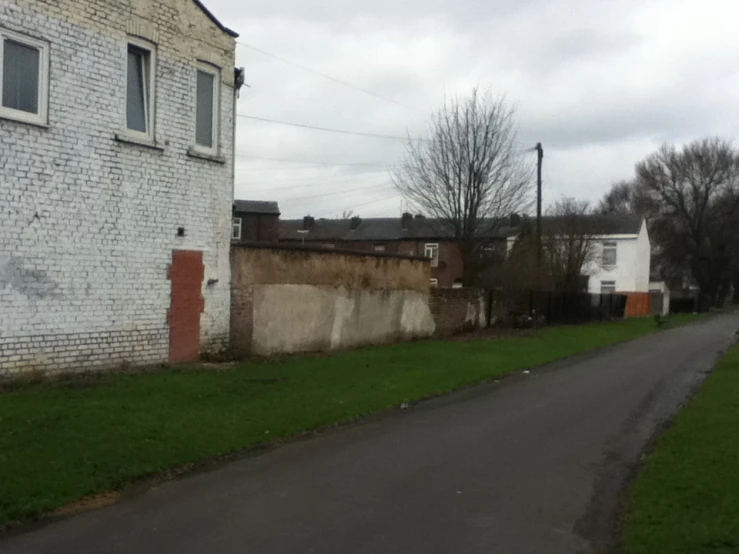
[624,292,652,317]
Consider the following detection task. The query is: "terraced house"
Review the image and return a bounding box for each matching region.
[0,0,241,375]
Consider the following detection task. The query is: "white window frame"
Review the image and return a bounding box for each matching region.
[0,28,49,126]
[429,278,438,288]
[425,243,439,268]
[322,244,335,249]
[602,241,617,267]
[124,37,156,142]
[373,244,386,252]
[231,217,242,240]
[601,280,616,294]
[193,61,220,155]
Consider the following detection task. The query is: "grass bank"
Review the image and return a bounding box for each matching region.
[623,341,739,554]
[0,315,700,527]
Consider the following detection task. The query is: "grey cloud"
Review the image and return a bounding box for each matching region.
[211,0,739,216]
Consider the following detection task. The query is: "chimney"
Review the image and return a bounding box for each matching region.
[302,215,315,230]
[401,212,413,230]
[350,216,362,231]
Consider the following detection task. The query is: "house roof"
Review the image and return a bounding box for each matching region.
[509,214,644,237]
[233,200,280,215]
[279,217,510,242]
[192,0,239,37]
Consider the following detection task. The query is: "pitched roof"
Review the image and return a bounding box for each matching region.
[192,0,239,37]
[510,214,644,237]
[279,217,510,242]
[233,200,280,215]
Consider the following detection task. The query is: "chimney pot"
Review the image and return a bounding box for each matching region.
[401,212,413,230]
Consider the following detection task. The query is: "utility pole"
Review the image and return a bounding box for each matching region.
[535,142,543,263]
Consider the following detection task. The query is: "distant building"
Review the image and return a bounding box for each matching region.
[0,0,239,375]
[280,213,509,287]
[232,200,281,243]
[507,214,651,293]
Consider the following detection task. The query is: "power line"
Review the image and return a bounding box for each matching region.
[277,183,395,203]
[238,114,420,141]
[237,41,423,113]
[236,164,383,173]
[322,193,403,217]
[237,172,389,192]
[234,154,392,168]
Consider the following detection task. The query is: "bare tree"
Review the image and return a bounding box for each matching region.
[543,197,599,292]
[503,198,598,293]
[597,180,653,216]
[393,88,531,285]
[635,138,739,306]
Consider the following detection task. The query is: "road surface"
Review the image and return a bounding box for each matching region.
[3,314,738,554]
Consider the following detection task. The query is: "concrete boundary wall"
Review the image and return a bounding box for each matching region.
[230,244,435,356]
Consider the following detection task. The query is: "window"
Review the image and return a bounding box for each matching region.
[0,29,49,125]
[195,63,219,153]
[373,244,386,252]
[231,218,241,240]
[602,241,617,267]
[424,243,439,267]
[322,244,335,249]
[429,278,438,288]
[601,281,616,295]
[126,39,155,139]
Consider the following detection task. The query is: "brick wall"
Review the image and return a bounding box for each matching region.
[429,288,487,336]
[0,0,236,375]
[235,213,280,243]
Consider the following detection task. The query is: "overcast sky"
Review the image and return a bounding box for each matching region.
[206,0,739,219]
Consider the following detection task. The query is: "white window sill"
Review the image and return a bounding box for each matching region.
[0,112,49,129]
[114,133,164,151]
[187,147,226,164]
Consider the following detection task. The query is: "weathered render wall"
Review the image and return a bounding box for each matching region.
[0,0,236,375]
[231,245,435,356]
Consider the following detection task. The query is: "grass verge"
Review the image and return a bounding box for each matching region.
[0,315,700,527]
[623,341,739,554]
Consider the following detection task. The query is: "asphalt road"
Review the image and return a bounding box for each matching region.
[3,314,738,554]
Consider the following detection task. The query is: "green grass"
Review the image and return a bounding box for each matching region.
[624,343,739,554]
[0,315,700,527]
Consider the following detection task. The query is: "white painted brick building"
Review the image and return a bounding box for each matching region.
[0,0,239,375]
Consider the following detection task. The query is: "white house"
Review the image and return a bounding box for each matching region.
[507,214,651,294]
[581,215,651,294]
[0,0,240,375]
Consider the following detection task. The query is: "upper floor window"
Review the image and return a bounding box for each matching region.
[195,63,220,154]
[126,39,155,139]
[232,218,242,240]
[0,28,49,125]
[602,241,617,267]
[425,243,439,267]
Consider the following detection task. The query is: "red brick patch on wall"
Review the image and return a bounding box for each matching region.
[168,250,205,363]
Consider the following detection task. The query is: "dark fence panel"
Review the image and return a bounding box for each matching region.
[670,297,697,314]
[490,290,628,327]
